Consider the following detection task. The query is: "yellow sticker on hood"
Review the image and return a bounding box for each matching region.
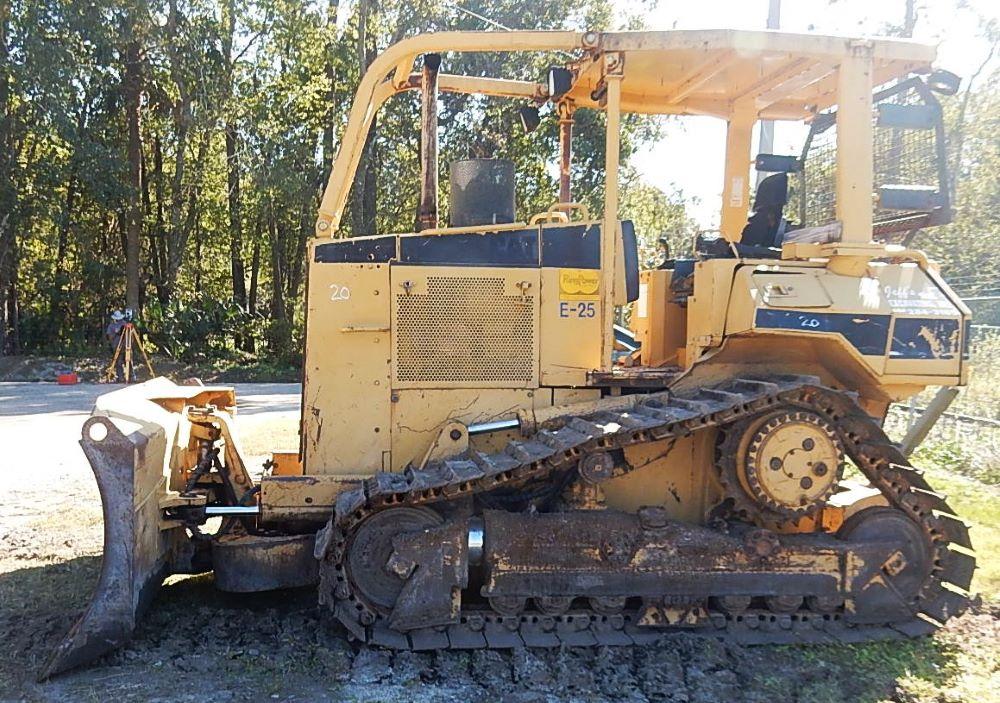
[559,269,600,301]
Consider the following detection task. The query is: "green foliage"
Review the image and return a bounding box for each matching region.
[918,65,1000,322]
[3,1,997,361]
[912,440,977,478]
[619,173,699,266]
[0,0,685,362]
[143,296,265,362]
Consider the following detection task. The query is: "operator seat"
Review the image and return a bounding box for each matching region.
[733,172,789,258]
[664,173,793,299]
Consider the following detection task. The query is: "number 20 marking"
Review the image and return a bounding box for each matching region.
[559,302,596,318]
[329,283,351,302]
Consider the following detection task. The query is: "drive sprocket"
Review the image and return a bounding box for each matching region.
[717,407,844,521]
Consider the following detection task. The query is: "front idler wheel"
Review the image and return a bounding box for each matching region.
[838,506,934,607]
[346,507,443,612]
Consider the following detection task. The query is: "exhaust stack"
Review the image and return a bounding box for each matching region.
[416,53,441,231]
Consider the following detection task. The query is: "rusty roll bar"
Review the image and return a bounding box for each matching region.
[417,53,441,231]
[558,102,574,203]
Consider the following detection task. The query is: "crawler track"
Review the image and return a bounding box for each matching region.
[317,375,975,649]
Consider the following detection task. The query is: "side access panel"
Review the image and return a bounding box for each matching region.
[389,265,540,390]
[685,259,742,366]
[303,260,391,475]
[726,264,891,376]
[634,269,687,368]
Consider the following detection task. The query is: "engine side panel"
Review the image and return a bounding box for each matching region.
[303,258,392,475]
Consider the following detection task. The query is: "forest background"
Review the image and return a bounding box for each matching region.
[0,0,997,369]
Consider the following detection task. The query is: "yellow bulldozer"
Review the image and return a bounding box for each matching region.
[46,28,975,676]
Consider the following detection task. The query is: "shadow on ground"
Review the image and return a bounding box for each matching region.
[0,556,101,690]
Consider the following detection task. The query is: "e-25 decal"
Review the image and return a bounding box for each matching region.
[559,301,596,318]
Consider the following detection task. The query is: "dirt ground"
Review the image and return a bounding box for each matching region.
[1,382,997,703]
[0,355,301,384]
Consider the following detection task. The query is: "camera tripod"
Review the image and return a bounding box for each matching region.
[104,322,156,383]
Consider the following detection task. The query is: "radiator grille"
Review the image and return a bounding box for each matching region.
[395,276,535,384]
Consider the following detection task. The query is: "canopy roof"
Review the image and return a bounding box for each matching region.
[564,30,936,120]
[317,29,940,235]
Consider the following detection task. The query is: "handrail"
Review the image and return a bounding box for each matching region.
[547,202,591,221]
[879,245,929,268]
[411,221,530,236]
[529,211,570,225]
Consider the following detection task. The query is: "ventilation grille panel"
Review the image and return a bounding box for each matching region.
[395,276,535,384]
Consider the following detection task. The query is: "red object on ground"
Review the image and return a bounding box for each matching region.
[57,372,79,385]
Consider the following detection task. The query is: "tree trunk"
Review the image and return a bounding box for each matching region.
[162,0,192,303]
[222,0,250,351]
[50,169,77,344]
[171,130,211,301]
[949,40,999,202]
[363,116,378,232]
[267,203,286,352]
[5,259,18,354]
[248,216,261,315]
[56,175,76,269]
[0,0,11,353]
[193,224,202,292]
[140,124,162,305]
[350,0,378,236]
[151,132,168,305]
[0,215,8,355]
[123,24,143,314]
[903,0,916,36]
[225,123,247,301]
[0,215,9,355]
[322,0,339,179]
[285,203,309,323]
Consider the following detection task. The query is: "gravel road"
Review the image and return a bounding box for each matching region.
[0,382,299,534]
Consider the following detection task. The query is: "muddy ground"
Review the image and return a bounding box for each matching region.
[1,382,997,703]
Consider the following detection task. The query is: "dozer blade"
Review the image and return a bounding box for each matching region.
[42,379,236,679]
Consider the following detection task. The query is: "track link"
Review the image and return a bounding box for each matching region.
[316,375,976,649]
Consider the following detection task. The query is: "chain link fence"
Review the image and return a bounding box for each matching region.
[882,325,1000,484]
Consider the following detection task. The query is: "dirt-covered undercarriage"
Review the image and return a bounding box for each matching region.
[315,376,972,650]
